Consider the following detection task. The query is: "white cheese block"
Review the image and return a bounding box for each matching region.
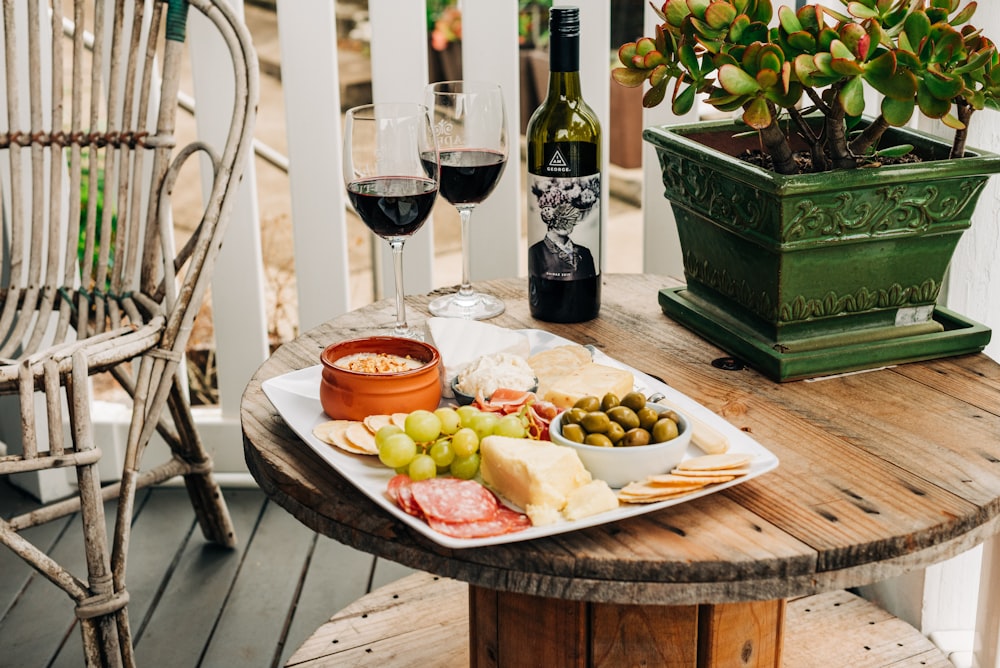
[563,480,620,521]
[542,363,635,408]
[479,435,592,526]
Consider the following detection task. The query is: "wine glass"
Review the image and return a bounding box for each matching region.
[425,80,509,319]
[343,103,439,339]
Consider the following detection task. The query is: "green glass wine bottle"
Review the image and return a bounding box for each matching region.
[525,6,602,323]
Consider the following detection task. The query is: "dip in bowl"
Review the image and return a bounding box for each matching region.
[320,336,442,421]
[549,401,691,488]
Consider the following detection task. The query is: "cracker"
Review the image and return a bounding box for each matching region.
[391,412,409,429]
[313,420,372,455]
[669,468,748,479]
[344,422,379,454]
[364,414,392,433]
[676,453,752,471]
[639,473,714,487]
[617,485,702,503]
[619,478,707,497]
[665,472,738,484]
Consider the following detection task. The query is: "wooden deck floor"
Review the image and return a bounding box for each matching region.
[0,480,416,668]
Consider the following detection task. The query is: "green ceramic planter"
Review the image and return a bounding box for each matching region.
[643,119,1000,381]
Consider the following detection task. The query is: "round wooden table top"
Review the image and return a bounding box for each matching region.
[241,274,1000,606]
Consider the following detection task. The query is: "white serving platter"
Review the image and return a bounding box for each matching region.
[262,327,779,549]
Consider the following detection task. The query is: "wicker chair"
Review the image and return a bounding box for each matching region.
[0,0,257,665]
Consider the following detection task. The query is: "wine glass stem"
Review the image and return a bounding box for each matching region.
[458,205,475,299]
[389,239,409,335]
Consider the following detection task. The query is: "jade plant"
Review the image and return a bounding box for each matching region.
[612,0,1000,174]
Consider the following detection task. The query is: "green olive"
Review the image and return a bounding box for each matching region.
[622,427,651,447]
[651,417,680,443]
[562,407,587,426]
[600,393,620,412]
[584,433,614,448]
[620,391,647,412]
[607,405,640,431]
[657,408,682,424]
[560,423,585,443]
[574,396,601,412]
[580,411,611,434]
[636,406,659,431]
[605,421,626,446]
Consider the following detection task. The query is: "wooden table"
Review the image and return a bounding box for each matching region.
[242,274,1000,667]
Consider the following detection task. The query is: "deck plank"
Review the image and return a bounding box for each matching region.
[278,536,376,668]
[133,488,266,667]
[200,499,317,668]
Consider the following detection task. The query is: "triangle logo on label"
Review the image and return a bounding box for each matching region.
[547,148,568,170]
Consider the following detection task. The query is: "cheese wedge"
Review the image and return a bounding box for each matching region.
[543,362,634,408]
[563,480,620,521]
[479,435,592,526]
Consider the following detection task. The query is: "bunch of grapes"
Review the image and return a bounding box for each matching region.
[375,405,529,481]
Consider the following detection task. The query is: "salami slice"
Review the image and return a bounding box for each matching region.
[410,477,499,523]
[427,505,532,538]
[387,474,423,518]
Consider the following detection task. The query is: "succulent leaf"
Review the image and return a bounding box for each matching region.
[612,67,648,87]
[719,63,762,95]
[742,95,774,128]
[839,75,866,116]
[704,1,738,30]
[881,95,915,125]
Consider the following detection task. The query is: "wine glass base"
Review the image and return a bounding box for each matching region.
[428,292,505,320]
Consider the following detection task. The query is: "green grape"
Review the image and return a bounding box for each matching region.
[375,424,404,450]
[434,407,462,435]
[456,404,480,428]
[408,453,437,481]
[449,452,481,480]
[469,412,500,440]
[451,427,480,457]
[379,432,417,469]
[494,414,527,439]
[428,439,456,468]
[405,409,442,443]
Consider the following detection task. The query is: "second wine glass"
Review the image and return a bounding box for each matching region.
[425,80,509,320]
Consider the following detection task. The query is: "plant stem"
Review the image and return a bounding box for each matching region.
[952,101,974,159]
[850,115,890,156]
[760,102,796,175]
[824,86,856,170]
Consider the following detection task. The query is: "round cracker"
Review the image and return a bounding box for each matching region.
[391,412,409,429]
[312,419,353,445]
[344,422,379,454]
[313,419,372,455]
[676,453,752,471]
[364,414,392,433]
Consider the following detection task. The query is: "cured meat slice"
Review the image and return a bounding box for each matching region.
[410,477,499,523]
[427,505,532,538]
[387,474,422,518]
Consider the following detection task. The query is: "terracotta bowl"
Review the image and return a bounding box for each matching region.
[319,336,442,421]
[549,403,692,488]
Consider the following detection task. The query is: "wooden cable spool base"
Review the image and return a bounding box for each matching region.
[283,572,951,667]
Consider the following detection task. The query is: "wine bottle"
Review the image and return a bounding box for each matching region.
[525,6,602,323]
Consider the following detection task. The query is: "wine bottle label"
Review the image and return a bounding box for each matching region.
[527,142,601,282]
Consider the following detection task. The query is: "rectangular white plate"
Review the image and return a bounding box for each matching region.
[262,328,779,549]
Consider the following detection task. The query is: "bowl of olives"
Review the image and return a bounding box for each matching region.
[548,391,691,488]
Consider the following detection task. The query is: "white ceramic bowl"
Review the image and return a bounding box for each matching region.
[549,403,691,488]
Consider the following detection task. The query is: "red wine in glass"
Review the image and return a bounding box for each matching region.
[425,80,509,320]
[432,148,507,206]
[347,176,438,238]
